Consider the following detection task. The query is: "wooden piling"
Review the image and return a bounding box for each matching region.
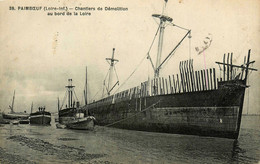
[201,70,205,91]
[189,59,194,92]
[162,77,165,95]
[213,68,216,90]
[190,59,196,92]
[197,71,201,91]
[210,69,213,90]
[173,75,176,93]
[244,49,251,82]
[176,74,180,93]
[184,61,190,92]
[179,61,185,92]
[169,75,173,94]
[241,56,246,80]
[223,53,226,81]
[195,71,199,91]
[165,79,168,94]
[205,70,209,90]
[206,69,210,90]
[230,53,233,80]
[227,53,230,80]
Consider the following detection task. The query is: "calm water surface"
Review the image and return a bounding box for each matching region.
[0,116,259,164]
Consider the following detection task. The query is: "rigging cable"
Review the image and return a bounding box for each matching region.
[112,26,160,94]
[113,54,147,94]
[72,89,79,102]
[113,66,120,84]
[189,32,192,59]
[90,88,102,102]
[60,90,68,110]
[171,23,190,31]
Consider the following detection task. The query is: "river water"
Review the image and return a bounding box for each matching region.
[0,115,259,164]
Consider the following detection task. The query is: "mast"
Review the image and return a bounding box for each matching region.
[30,102,33,114]
[155,18,165,78]
[153,0,173,78]
[57,97,60,112]
[10,90,15,113]
[105,48,119,95]
[66,79,75,108]
[84,66,88,105]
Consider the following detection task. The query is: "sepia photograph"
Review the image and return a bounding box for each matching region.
[0,0,259,163]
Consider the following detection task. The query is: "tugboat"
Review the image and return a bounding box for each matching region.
[29,106,51,125]
[64,110,95,130]
[58,79,95,130]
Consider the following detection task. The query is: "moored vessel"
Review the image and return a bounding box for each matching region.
[58,79,81,124]
[82,0,257,139]
[29,106,51,125]
[58,79,95,130]
[2,90,29,120]
[65,115,95,130]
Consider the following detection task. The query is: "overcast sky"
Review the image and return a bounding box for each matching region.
[0,0,259,114]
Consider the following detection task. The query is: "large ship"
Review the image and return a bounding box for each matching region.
[83,1,257,139]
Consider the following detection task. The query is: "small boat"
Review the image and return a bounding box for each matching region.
[58,79,95,130]
[0,113,9,124]
[19,119,30,124]
[29,106,51,125]
[56,123,66,129]
[65,113,95,130]
[3,90,29,120]
[10,120,19,125]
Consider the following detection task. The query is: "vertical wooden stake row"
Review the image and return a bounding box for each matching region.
[201,70,205,91]
[176,74,181,93]
[206,69,210,90]
[210,69,213,90]
[172,75,176,94]
[169,75,173,94]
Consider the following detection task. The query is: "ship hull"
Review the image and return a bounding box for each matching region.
[58,107,87,124]
[65,116,95,130]
[86,80,246,139]
[29,113,51,125]
[2,113,29,120]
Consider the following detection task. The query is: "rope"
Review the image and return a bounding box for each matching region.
[171,23,190,31]
[112,26,160,94]
[113,66,120,84]
[91,89,102,102]
[189,32,191,59]
[113,55,147,94]
[73,90,79,102]
[148,26,160,54]
[60,91,67,110]
[104,100,160,127]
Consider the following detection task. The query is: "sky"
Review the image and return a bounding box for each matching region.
[0,0,259,114]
